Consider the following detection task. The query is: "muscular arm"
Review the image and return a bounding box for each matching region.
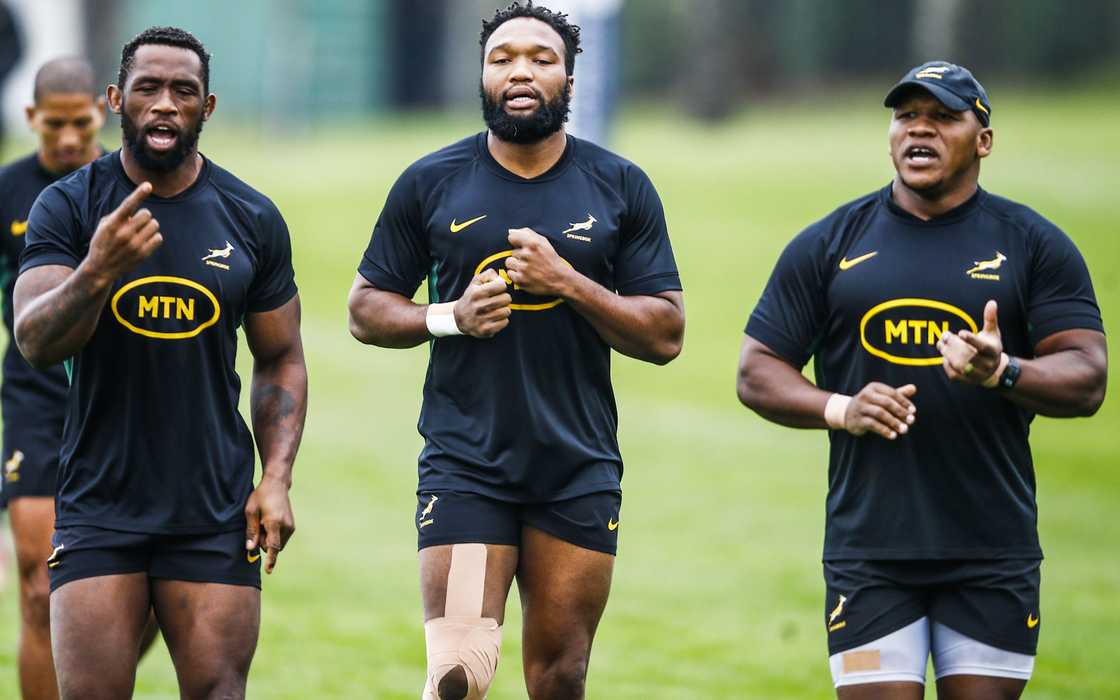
[737,334,916,439]
[347,274,428,348]
[737,334,829,428]
[244,295,308,485]
[504,227,684,365]
[936,303,1107,417]
[564,279,684,365]
[14,263,115,368]
[1005,330,1106,417]
[15,181,159,368]
[348,269,512,348]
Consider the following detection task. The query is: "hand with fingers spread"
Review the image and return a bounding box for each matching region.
[452,268,512,338]
[505,227,573,298]
[937,300,1005,387]
[838,382,918,440]
[86,182,163,284]
[245,472,295,574]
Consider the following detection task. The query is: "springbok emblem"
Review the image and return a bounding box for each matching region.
[202,241,234,262]
[563,214,597,235]
[418,495,439,528]
[966,251,1006,275]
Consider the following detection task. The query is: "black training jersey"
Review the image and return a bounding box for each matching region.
[359,132,680,502]
[0,153,69,416]
[747,185,1103,561]
[20,151,297,534]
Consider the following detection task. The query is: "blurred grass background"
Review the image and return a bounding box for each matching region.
[0,84,1116,698]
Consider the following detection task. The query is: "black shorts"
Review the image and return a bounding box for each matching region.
[1,411,62,504]
[48,525,262,592]
[415,490,622,555]
[824,559,1042,656]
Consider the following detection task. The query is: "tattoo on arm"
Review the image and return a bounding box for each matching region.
[252,383,297,425]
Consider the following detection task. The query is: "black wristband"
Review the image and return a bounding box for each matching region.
[998,356,1021,391]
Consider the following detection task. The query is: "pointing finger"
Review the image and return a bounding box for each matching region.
[112,182,152,222]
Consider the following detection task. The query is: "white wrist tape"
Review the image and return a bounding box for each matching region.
[983,352,1010,389]
[426,301,463,338]
[824,393,852,430]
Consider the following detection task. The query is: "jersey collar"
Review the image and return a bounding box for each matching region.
[476,131,575,183]
[881,183,985,226]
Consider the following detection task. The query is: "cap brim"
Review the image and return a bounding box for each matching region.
[883,80,970,112]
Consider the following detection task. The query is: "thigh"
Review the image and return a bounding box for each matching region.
[516,524,615,666]
[416,490,521,623]
[51,572,151,700]
[151,579,260,696]
[9,496,55,585]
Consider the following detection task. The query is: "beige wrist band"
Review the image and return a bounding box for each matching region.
[824,393,851,430]
[983,352,1010,389]
[426,301,462,338]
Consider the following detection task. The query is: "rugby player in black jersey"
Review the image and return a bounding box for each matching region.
[348,4,683,699]
[738,62,1107,700]
[13,28,307,700]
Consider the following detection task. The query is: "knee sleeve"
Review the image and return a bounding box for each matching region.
[424,616,502,700]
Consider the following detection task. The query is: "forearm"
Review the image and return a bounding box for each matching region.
[251,353,308,487]
[1002,348,1107,417]
[348,283,430,348]
[15,262,115,368]
[562,273,683,365]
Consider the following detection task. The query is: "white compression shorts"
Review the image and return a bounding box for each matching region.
[829,617,1035,687]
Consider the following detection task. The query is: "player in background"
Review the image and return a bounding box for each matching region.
[348,3,683,698]
[14,28,306,699]
[738,62,1106,699]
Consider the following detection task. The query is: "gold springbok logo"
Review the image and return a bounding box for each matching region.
[4,449,24,482]
[966,251,1006,275]
[418,495,439,529]
[828,594,848,632]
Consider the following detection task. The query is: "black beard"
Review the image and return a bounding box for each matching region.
[480,82,571,145]
[120,104,203,173]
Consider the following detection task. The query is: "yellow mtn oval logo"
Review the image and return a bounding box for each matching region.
[473,250,570,312]
[859,298,977,366]
[110,276,221,340]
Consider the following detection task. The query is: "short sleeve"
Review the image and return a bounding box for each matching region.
[614,167,681,296]
[357,168,430,297]
[246,205,298,313]
[1026,222,1103,346]
[19,184,83,273]
[744,225,830,369]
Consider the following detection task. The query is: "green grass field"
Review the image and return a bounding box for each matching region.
[1,86,1117,698]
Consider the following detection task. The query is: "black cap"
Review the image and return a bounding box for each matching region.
[884,61,991,126]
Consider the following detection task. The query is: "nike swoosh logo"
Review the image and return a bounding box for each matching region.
[839,251,878,270]
[450,214,487,233]
[1027,614,1039,629]
[10,220,27,236]
[607,519,619,531]
[247,551,262,563]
